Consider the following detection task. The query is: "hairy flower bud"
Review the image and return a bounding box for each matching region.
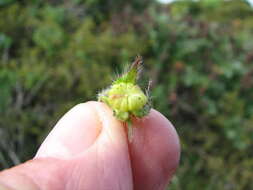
[98,56,151,122]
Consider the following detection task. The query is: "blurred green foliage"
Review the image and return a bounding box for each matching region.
[0,0,253,189]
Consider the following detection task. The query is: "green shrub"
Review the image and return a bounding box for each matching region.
[0,0,252,189]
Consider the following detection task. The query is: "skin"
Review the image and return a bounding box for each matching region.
[0,101,180,190]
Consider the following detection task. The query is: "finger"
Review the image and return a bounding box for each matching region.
[0,102,180,190]
[129,109,180,190]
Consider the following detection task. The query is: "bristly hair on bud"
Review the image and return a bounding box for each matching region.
[98,55,152,140]
[113,55,143,85]
[130,55,143,74]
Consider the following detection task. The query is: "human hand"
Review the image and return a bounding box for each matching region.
[0,101,180,190]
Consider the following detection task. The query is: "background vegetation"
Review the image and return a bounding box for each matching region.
[0,0,253,189]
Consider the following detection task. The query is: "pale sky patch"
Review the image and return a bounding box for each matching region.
[157,0,253,6]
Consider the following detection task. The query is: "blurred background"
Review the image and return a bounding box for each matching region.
[0,0,253,189]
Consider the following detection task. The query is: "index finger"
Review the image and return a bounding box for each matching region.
[129,109,180,190]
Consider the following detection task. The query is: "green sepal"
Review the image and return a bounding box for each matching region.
[113,55,142,85]
[113,109,129,122]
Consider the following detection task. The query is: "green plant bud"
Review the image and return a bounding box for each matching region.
[98,56,151,123]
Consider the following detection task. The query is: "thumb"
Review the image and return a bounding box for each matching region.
[0,102,133,190]
[35,101,128,160]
